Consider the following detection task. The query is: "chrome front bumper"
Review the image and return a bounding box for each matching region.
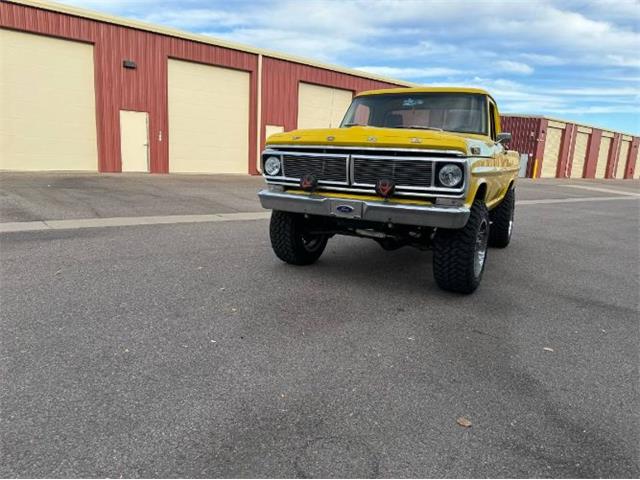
[258,190,470,229]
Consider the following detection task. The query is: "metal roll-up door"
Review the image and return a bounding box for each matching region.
[616,140,630,178]
[297,83,353,129]
[595,136,611,179]
[570,132,589,178]
[541,127,563,177]
[0,29,98,171]
[168,59,250,173]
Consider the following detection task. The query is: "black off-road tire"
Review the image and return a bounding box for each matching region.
[269,211,328,265]
[432,201,490,294]
[488,187,515,248]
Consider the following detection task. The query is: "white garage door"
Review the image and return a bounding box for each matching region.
[0,29,98,171]
[570,132,589,178]
[595,136,611,179]
[541,127,563,178]
[297,83,353,129]
[168,59,250,173]
[616,140,630,179]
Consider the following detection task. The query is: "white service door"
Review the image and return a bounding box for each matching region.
[120,110,149,172]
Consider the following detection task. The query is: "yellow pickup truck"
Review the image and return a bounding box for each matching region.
[258,87,519,293]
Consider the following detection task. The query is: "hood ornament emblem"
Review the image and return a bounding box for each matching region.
[327,136,335,141]
[410,137,422,144]
[367,136,378,142]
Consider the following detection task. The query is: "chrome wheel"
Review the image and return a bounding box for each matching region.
[474,219,489,277]
[507,205,514,237]
[302,234,324,252]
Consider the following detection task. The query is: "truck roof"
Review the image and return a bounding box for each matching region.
[356,86,492,98]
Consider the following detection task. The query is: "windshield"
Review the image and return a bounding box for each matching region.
[341,93,488,135]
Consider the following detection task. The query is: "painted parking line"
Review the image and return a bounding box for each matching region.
[0,212,270,233]
[517,196,640,206]
[558,184,640,196]
[1,196,637,234]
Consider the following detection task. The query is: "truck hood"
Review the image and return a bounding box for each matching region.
[265,126,484,155]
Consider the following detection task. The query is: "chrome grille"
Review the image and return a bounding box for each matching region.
[282,154,347,184]
[353,156,433,188]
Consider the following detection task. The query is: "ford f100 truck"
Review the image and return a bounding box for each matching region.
[258,87,519,293]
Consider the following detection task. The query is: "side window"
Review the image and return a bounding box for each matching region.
[489,102,497,140]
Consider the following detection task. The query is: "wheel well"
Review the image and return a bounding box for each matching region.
[475,183,487,203]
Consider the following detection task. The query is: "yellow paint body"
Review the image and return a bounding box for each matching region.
[267,88,519,211]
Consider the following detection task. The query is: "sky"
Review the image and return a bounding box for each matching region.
[65,0,640,134]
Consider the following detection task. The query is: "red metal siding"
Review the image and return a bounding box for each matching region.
[557,123,576,178]
[624,138,639,178]
[1,1,259,173]
[500,116,544,177]
[583,128,602,178]
[260,57,402,152]
[606,133,621,178]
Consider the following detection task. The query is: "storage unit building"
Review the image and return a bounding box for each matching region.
[0,0,408,174]
[502,115,639,179]
[2,0,638,179]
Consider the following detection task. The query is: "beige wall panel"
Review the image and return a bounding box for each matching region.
[265,124,284,142]
[0,29,97,171]
[615,140,630,178]
[570,132,589,178]
[576,126,592,134]
[168,59,249,174]
[601,131,614,139]
[547,120,566,130]
[541,127,563,177]
[297,83,353,129]
[595,136,611,179]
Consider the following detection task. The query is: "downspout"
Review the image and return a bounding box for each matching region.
[256,53,263,174]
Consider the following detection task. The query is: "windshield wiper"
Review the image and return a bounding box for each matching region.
[395,125,444,131]
[342,123,366,127]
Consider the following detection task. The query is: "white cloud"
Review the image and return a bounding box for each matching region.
[518,53,564,66]
[496,61,534,75]
[355,66,462,78]
[60,0,640,132]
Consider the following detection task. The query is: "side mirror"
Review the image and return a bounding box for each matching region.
[496,132,512,145]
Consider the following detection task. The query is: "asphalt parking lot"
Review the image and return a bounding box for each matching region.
[1,173,638,478]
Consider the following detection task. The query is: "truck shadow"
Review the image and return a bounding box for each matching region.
[287,237,438,297]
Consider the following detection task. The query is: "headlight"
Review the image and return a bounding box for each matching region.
[264,156,281,176]
[438,164,463,187]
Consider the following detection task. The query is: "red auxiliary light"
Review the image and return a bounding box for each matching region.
[300,174,318,192]
[375,179,395,198]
